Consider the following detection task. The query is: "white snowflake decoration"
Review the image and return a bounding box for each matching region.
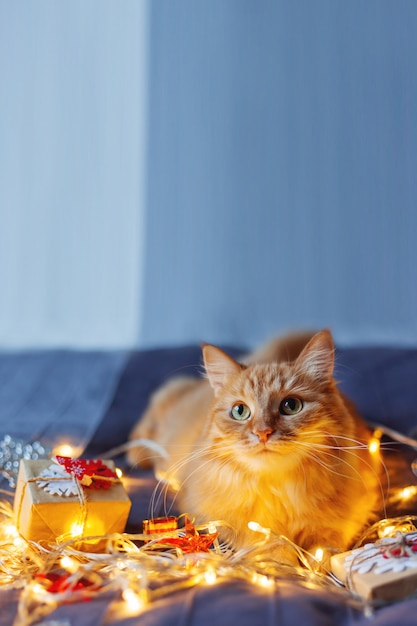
[345,533,417,575]
[37,463,78,497]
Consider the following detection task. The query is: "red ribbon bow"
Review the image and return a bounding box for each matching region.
[56,456,117,489]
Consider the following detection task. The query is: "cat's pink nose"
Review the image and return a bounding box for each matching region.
[253,428,273,443]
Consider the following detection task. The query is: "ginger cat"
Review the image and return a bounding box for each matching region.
[128,330,381,558]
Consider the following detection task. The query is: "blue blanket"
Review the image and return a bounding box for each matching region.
[1,344,417,625]
[0,350,127,450]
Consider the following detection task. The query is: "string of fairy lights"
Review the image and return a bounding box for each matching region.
[1,425,417,625]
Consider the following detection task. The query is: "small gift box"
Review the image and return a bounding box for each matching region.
[331,532,417,602]
[143,516,178,536]
[142,515,219,553]
[14,457,131,550]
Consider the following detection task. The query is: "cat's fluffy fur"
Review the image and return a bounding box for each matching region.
[128,330,381,557]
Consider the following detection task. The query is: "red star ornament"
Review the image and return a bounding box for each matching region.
[149,516,218,554]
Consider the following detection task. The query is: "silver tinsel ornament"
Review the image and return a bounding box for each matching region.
[0,435,51,487]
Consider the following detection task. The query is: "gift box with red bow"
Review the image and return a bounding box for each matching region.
[14,457,131,550]
[331,532,417,602]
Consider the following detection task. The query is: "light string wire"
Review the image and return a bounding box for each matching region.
[1,426,417,624]
[3,492,411,625]
[368,422,417,450]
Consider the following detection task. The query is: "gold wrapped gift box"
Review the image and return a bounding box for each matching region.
[14,459,131,550]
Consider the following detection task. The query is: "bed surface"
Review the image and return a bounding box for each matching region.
[1,344,417,625]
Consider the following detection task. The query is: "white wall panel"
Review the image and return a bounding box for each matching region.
[0,1,149,348]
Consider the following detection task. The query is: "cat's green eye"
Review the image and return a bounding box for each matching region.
[230,402,251,421]
[279,397,303,416]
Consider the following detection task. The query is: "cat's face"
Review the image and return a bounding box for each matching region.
[202,330,347,469]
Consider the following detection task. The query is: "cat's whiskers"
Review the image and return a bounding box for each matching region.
[255,425,378,484]
[300,428,368,447]
[301,428,390,476]
[291,434,390,515]
[148,473,171,519]
[148,448,208,517]
[290,443,362,481]
[300,429,391,452]
[148,447,212,517]
[149,442,238,518]
[166,450,236,516]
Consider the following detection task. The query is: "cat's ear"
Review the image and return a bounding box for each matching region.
[295,329,335,382]
[202,344,243,394]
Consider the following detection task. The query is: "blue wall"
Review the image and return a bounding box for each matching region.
[1,2,416,349]
[140,0,417,348]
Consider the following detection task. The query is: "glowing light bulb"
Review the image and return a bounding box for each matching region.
[378,524,396,538]
[252,573,274,589]
[204,567,217,585]
[368,438,380,454]
[314,547,324,562]
[115,467,123,479]
[248,521,271,539]
[13,536,25,549]
[122,588,145,612]
[54,443,75,457]
[398,486,417,500]
[3,523,19,538]
[60,556,79,573]
[31,583,47,597]
[70,521,84,538]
